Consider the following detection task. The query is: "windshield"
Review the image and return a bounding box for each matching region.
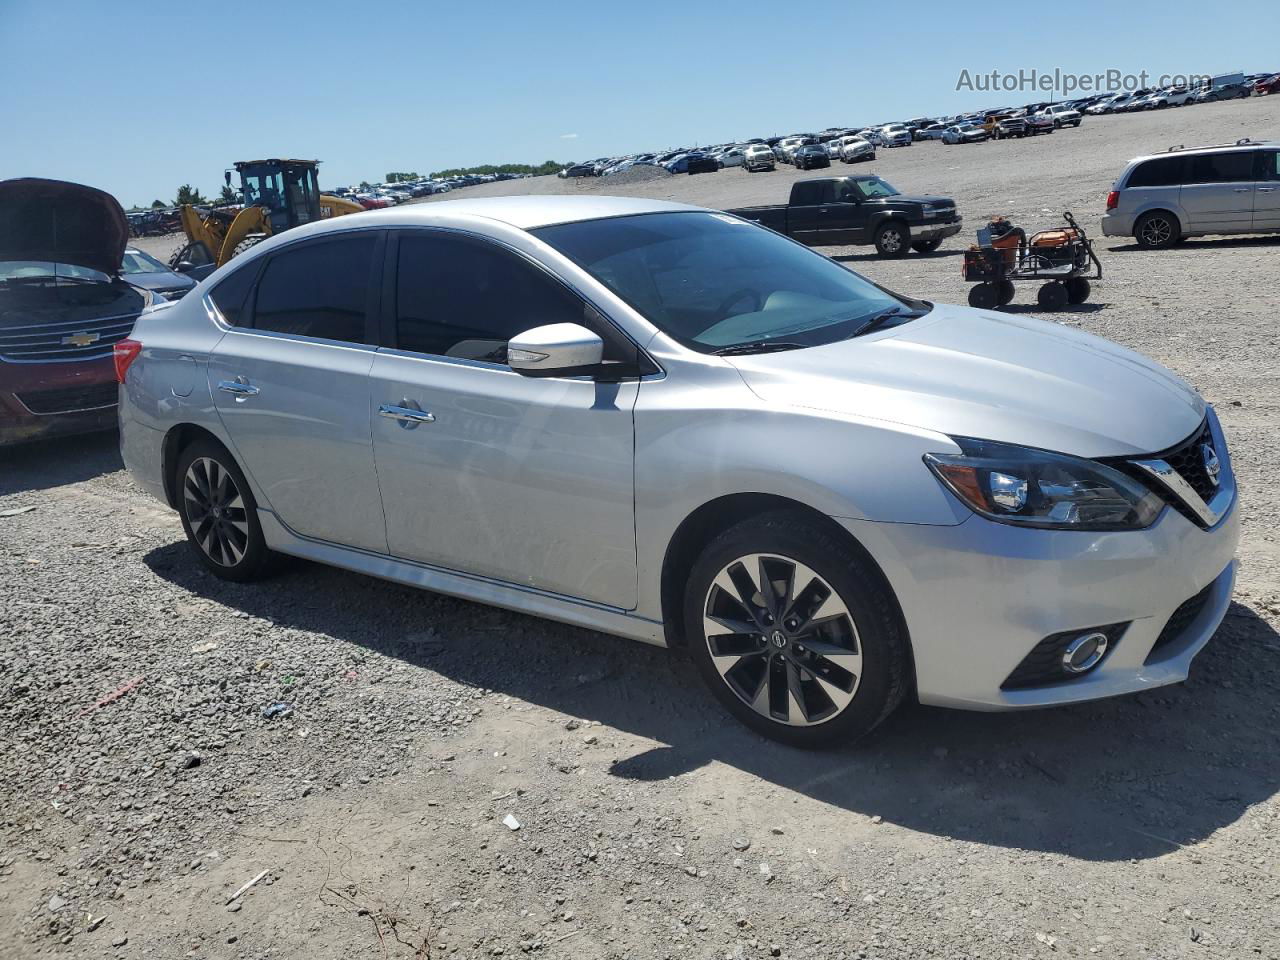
[533,212,921,353]
[852,176,900,199]
[120,250,170,274]
[0,261,111,284]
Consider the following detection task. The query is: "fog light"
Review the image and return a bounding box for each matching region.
[1061,632,1109,674]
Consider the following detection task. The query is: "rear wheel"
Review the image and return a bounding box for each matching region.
[1065,277,1091,304]
[1134,210,1180,249]
[1037,281,1069,310]
[967,283,999,309]
[997,279,1016,305]
[175,438,280,582]
[874,221,909,258]
[684,512,908,747]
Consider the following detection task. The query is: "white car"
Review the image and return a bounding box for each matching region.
[1086,94,1125,115]
[1036,104,1083,128]
[838,137,876,162]
[742,144,776,172]
[715,147,747,168]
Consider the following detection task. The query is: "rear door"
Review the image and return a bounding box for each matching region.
[1252,149,1280,230]
[786,180,826,244]
[1180,150,1257,231]
[368,229,639,607]
[207,231,388,553]
[814,179,864,245]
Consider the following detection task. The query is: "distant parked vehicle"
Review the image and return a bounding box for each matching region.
[1101,138,1280,248]
[918,123,950,140]
[667,152,720,175]
[717,147,747,168]
[942,124,988,145]
[726,175,962,257]
[838,138,875,163]
[983,114,1026,139]
[1036,104,1083,127]
[878,124,913,147]
[793,144,831,170]
[558,164,596,178]
[1085,94,1125,115]
[120,248,197,300]
[1023,112,1055,135]
[742,144,776,172]
[1255,74,1280,96]
[1192,82,1252,103]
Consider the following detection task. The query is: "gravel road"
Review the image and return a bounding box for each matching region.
[5,98,1279,960]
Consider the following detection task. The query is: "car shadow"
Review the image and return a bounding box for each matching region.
[1106,235,1280,253]
[996,302,1108,315]
[0,429,122,496]
[831,249,966,263]
[143,543,1280,864]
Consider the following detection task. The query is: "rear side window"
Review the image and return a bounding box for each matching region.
[1260,150,1280,181]
[791,181,824,205]
[394,233,587,364]
[253,235,377,343]
[208,262,257,327]
[1184,151,1255,184]
[1125,156,1185,188]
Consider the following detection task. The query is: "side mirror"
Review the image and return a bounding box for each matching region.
[508,323,604,378]
[175,261,195,273]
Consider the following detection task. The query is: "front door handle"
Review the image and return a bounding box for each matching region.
[1232,187,1252,193]
[1258,187,1275,193]
[217,377,259,401]
[379,402,436,428]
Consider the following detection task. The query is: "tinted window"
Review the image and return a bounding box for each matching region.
[1261,151,1280,181]
[1126,156,1185,188]
[1185,151,1255,184]
[395,233,586,364]
[253,235,376,342]
[791,181,824,205]
[208,260,258,327]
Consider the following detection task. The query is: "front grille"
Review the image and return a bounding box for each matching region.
[0,312,139,363]
[1109,418,1223,526]
[1146,584,1213,662]
[17,382,118,415]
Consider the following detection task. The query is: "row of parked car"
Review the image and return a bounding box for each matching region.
[328,172,532,208]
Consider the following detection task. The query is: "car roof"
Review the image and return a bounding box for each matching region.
[1130,138,1278,163]
[263,196,707,242]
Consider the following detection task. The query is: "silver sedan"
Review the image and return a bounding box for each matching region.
[117,196,1239,746]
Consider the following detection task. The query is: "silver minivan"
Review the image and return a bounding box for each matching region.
[1102,138,1280,247]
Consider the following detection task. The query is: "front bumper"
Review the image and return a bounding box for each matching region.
[837,493,1240,711]
[913,217,963,241]
[0,357,119,445]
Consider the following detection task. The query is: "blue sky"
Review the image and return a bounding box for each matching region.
[1,0,1275,207]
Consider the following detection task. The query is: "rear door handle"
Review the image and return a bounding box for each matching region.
[1258,187,1276,193]
[378,402,436,427]
[217,377,259,400]
[1232,187,1252,192]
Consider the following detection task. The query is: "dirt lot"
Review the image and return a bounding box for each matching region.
[4,99,1280,960]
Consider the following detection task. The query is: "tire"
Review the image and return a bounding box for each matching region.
[232,235,267,258]
[1134,210,1180,249]
[873,221,909,258]
[1037,281,1069,310]
[175,438,280,582]
[967,283,999,309]
[1065,277,1091,304]
[683,511,909,747]
[997,279,1016,305]
[911,237,942,253]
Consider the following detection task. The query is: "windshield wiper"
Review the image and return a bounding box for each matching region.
[712,340,807,356]
[845,305,927,339]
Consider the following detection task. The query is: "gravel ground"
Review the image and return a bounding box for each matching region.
[5,98,1280,960]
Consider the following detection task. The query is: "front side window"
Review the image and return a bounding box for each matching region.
[1185,151,1255,184]
[252,235,376,342]
[394,233,590,364]
[534,212,912,354]
[852,177,900,199]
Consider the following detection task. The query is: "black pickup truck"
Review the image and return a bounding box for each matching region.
[726,175,962,257]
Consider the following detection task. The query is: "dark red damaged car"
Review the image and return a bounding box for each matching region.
[0,178,154,445]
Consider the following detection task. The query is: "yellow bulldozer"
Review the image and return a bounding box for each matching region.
[169,159,363,275]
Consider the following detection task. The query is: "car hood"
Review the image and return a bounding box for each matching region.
[0,178,129,277]
[124,270,196,293]
[725,303,1204,458]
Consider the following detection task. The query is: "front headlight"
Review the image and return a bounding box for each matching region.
[924,438,1163,530]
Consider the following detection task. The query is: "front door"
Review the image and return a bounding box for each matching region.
[369,230,638,608]
[208,231,388,553]
[1179,150,1257,231]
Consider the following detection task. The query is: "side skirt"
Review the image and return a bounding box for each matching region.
[258,510,667,647]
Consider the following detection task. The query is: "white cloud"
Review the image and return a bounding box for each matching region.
[560,133,579,140]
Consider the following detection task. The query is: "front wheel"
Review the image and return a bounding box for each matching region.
[175,438,280,582]
[874,222,909,258]
[684,512,908,747]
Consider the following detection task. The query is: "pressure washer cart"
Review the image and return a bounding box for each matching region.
[963,211,1102,310]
